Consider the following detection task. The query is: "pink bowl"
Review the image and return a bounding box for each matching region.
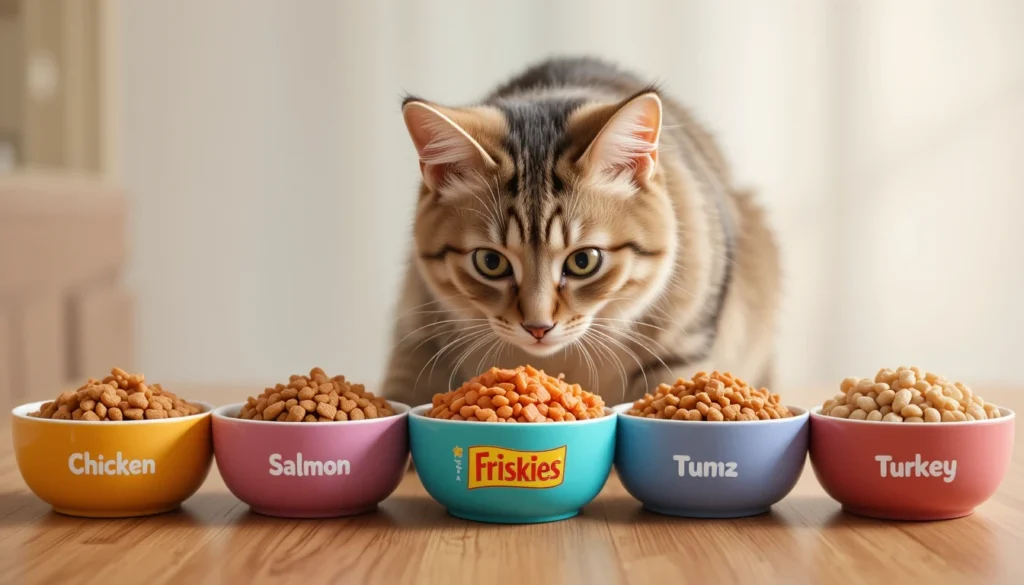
[809,406,1014,520]
[212,402,409,518]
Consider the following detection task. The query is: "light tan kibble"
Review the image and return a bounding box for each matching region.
[856,396,878,412]
[822,367,1002,424]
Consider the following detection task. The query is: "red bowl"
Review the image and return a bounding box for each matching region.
[809,406,1015,520]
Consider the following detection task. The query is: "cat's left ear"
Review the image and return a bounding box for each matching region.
[578,92,662,183]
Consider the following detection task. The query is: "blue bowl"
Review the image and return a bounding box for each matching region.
[613,403,809,518]
[409,404,616,524]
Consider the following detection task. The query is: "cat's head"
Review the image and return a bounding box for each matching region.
[401,90,678,357]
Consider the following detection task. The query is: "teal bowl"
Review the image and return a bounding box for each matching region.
[409,404,616,524]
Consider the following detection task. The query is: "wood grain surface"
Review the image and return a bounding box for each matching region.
[1,385,1021,585]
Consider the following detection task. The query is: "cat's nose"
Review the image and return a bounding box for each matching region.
[522,322,555,340]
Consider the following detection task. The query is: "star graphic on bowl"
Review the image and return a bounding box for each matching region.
[452,446,463,458]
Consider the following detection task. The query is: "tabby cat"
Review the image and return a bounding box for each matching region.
[381,57,779,407]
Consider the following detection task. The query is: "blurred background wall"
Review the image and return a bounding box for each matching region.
[3,0,1023,398]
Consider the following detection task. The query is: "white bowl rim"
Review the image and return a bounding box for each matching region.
[12,399,215,424]
[212,401,410,425]
[610,402,809,425]
[409,403,614,425]
[808,404,1015,426]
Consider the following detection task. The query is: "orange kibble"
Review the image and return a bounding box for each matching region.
[522,403,542,422]
[424,365,605,422]
[513,372,529,392]
[535,385,551,403]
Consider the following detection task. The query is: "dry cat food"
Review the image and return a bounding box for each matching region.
[627,371,794,421]
[239,367,395,422]
[821,366,1002,423]
[426,365,607,422]
[30,367,202,421]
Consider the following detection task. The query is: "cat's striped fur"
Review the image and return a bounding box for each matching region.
[382,57,779,407]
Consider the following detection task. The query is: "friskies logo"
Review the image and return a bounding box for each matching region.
[467,446,567,489]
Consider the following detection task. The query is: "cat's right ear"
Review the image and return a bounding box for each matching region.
[402,99,497,191]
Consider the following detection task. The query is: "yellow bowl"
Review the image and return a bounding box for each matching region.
[11,400,214,518]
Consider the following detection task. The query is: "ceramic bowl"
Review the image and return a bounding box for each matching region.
[212,402,409,518]
[613,403,810,518]
[12,400,214,518]
[810,406,1015,520]
[409,404,616,524]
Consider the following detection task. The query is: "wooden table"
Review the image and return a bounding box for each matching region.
[2,386,1021,585]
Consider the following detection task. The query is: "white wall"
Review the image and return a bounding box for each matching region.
[117,0,1024,392]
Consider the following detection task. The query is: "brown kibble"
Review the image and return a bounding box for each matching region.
[236,368,394,422]
[263,401,286,420]
[127,393,149,410]
[286,405,306,422]
[123,408,144,420]
[316,403,338,419]
[627,370,793,422]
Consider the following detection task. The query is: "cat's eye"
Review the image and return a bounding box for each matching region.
[564,248,602,278]
[472,249,512,279]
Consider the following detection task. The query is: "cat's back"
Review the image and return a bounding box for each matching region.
[485,57,733,186]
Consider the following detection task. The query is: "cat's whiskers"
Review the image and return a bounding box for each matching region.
[590,321,674,356]
[414,328,492,397]
[583,331,626,399]
[449,332,496,391]
[401,294,463,315]
[467,169,503,233]
[590,323,678,386]
[409,322,490,354]
[587,327,650,399]
[591,317,671,334]
[395,318,490,349]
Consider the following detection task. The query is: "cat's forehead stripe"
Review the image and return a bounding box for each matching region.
[497,98,583,202]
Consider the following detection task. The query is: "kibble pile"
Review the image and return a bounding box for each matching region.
[821,366,1002,423]
[426,365,607,422]
[627,371,794,421]
[239,368,395,422]
[31,368,202,421]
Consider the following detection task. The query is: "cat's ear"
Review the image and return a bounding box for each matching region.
[578,92,662,183]
[402,99,497,190]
